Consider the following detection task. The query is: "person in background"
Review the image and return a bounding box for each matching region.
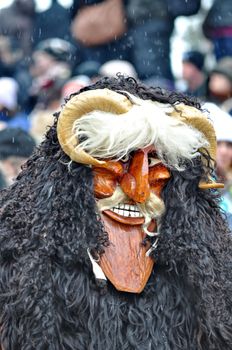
[0,36,32,112]
[29,77,65,144]
[31,73,92,145]
[30,39,75,88]
[0,0,36,60]
[204,102,232,227]
[33,0,73,46]
[207,56,232,115]
[126,0,201,86]
[203,0,232,60]
[215,123,232,216]
[0,77,29,132]
[74,60,102,83]
[0,35,21,77]
[28,38,75,111]
[181,50,208,99]
[0,127,35,187]
[70,0,131,67]
[28,38,77,144]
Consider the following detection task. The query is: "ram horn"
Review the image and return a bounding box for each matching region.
[170,103,217,163]
[57,88,132,166]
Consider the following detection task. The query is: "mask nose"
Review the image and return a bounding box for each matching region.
[120,149,150,203]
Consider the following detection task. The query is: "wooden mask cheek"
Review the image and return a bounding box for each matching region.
[93,169,117,198]
[148,163,171,197]
[93,161,124,198]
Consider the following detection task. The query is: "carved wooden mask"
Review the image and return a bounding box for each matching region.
[94,146,170,293]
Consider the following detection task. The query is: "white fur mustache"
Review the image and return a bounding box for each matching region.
[96,186,165,236]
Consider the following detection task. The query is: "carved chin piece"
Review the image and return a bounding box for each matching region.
[99,213,154,293]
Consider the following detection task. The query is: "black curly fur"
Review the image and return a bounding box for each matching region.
[0,76,232,349]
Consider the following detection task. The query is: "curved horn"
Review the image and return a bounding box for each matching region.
[198,181,224,189]
[57,89,132,166]
[170,104,217,163]
[170,104,222,190]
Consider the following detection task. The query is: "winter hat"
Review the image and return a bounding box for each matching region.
[36,38,76,62]
[216,119,232,143]
[182,51,205,71]
[99,60,137,78]
[75,61,101,78]
[0,78,18,110]
[211,57,232,84]
[0,127,36,160]
[203,102,232,143]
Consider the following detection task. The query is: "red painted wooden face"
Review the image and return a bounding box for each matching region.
[93,146,171,220]
[92,146,171,293]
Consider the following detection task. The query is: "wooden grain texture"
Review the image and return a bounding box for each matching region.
[99,213,154,293]
[120,150,150,203]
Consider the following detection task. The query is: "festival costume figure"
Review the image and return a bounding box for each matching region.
[0,76,231,349]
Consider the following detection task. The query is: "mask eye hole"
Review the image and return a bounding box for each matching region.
[148,157,161,167]
[120,154,130,163]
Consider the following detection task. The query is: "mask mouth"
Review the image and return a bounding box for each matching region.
[103,203,144,225]
[110,203,143,217]
[96,185,165,230]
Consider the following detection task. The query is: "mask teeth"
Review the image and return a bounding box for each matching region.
[110,203,143,217]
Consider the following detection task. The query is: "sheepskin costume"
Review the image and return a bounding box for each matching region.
[0,76,232,350]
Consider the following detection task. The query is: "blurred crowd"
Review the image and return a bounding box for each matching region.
[0,0,232,226]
